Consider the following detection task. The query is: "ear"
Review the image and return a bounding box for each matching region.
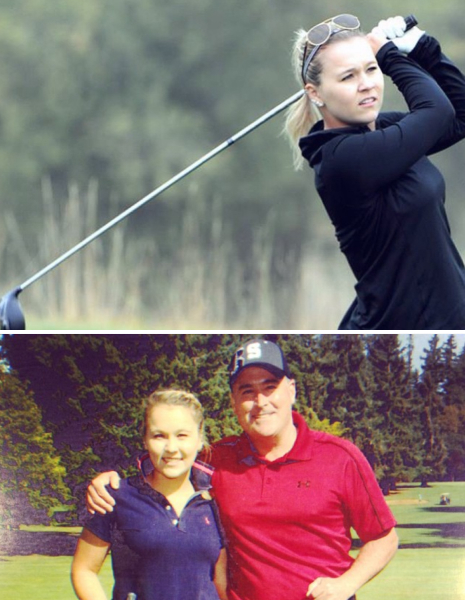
[305,84,324,108]
[305,83,318,100]
[288,378,297,406]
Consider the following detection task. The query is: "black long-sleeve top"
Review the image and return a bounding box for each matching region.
[299,36,465,330]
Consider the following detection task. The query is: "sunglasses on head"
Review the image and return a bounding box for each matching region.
[301,14,360,84]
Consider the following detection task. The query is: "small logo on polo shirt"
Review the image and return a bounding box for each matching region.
[298,480,311,488]
[204,516,211,525]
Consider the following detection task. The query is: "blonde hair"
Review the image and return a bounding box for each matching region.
[283,28,364,170]
[142,389,208,449]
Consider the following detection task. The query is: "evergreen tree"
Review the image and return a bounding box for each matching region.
[272,334,346,436]
[312,334,371,444]
[0,363,71,527]
[365,334,423,490]
[437,338,465,480]
[1,333,247,510]
[2,334,163,518]
[441,335,458,396]
[417,336,449,484]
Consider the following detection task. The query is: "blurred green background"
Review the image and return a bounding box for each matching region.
[1,0,464,329]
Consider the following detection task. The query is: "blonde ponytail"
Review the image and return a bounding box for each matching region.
[283,93,321,170]
[283,29,321,171]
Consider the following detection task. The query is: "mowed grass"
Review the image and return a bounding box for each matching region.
[357,547,465,599]
[356,482,465,600]
[0,555,113,600]
[0,483,464,599]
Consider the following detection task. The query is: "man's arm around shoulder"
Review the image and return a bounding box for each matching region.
[86,471,121,515]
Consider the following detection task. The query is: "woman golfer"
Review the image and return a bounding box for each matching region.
[71,389,227,600]
[285,14,465,329]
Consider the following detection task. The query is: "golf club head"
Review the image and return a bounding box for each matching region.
[0,287,26,330]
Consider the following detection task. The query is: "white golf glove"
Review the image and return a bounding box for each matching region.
[377,16,425,54]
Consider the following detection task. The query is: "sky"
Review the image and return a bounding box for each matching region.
[399,333,465,368]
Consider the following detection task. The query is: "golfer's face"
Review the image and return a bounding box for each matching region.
[231,367,296,441]
[309,36,384,131]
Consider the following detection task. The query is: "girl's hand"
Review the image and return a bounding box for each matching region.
[366,27,389,55]
[376,16,425,54]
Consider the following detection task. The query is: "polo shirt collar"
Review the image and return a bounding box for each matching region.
[237,411,315,465]
[128,474,212,504]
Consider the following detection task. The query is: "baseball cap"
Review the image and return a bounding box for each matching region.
[228,339,292,387]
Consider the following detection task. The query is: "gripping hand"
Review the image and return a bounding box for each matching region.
[376,16,425,54]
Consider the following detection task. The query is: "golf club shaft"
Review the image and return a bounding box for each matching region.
[18,89,305,292]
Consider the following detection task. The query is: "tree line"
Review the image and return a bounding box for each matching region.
[1,333,465,526]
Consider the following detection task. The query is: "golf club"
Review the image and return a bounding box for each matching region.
[0,89,304,330]
[0,14,417,330]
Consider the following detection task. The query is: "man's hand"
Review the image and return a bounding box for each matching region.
[307,529,398,600]
[86,471,121,514]
[306,577,354,600]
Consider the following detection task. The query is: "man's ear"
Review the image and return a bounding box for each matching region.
[289,378,297,405]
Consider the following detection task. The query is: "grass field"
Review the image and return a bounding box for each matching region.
[0,482,464,599]
[356,482,465,600]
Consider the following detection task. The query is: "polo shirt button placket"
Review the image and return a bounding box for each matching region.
[164,504,178,526]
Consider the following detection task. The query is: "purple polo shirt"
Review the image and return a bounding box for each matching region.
[85,474,223,600]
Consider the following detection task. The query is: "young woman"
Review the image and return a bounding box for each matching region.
[285,14,465,329]
[71,389,227,600]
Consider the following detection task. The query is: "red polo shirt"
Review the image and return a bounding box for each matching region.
[210,412,396,600]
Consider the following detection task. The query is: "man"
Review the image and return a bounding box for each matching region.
[87,339,398,600]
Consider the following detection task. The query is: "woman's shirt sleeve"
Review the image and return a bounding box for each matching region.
[84,503,114,543]
[323,41,455,197]
[409,34,465,152]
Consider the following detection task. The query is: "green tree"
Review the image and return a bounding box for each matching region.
[0,364,71,527]
[438,339,465,480]
[1,334,161,518]
[1,334,248,510]
[416,336,449,484]
[275,334,353,436]
[365,335,423,490]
